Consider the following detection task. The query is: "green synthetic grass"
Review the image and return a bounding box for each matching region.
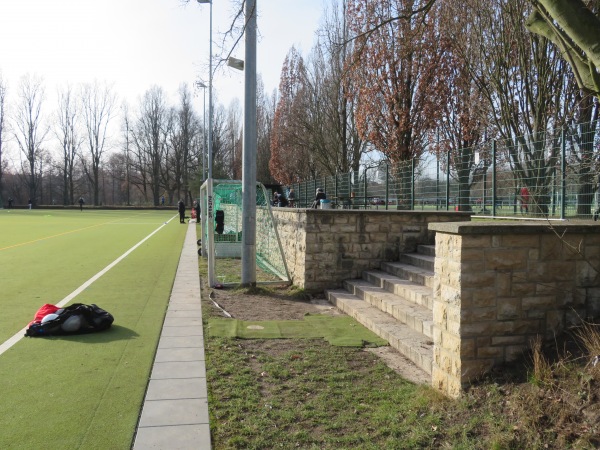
[0,209,187,449]
[208,314,388,347]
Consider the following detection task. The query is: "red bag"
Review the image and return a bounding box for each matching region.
[28,304,61,327]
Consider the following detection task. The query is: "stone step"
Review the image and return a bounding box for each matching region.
[327,289,433,375]
[380,261,435,289]
[343,278,433,338]
[362,270,434,310]
[417,244,436,257]
[400,252,435,272]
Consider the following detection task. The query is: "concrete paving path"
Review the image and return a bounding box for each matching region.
[133,223,211,449]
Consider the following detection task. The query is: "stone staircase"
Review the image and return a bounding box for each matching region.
[326,244,435,378]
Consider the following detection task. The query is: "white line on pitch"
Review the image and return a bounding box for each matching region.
[0,215,179,357]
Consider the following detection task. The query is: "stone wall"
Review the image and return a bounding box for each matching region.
[429,221,600,398]
[272,208,469,292]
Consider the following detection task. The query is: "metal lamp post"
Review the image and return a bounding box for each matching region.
[241,0,257,286]
[225,1,257,286]
[195,81,207,180]
[197,0,215,287]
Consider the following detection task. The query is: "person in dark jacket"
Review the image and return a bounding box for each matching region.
[194,201,200,222]
[178,199,186,223]
[311,188,326,208]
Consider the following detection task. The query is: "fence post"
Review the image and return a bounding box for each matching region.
[436,151,440,211]
[364,167,368,208]
[385,163,389,210]
[304,183,307,208]
[561,128,566,219]
[334,173,338,207]
[492,140,497,216]
[446,150,450,211]
[411,158,415,210]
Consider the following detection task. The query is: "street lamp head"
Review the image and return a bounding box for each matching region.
[227,57,244,71]
[197,0,211,3]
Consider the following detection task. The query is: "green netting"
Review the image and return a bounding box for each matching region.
[204,180,289,284]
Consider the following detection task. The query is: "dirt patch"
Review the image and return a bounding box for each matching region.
[206,285,339,321]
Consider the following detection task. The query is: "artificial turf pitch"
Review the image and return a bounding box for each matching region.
[0,209,188,449]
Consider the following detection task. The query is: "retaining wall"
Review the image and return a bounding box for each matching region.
[271,208,469,291]
[429,221,600,397]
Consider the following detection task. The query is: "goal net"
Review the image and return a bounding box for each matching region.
[199,180,290,286]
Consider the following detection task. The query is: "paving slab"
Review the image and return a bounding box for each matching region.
[145,377,208,401]
[161,326,204,337]
[154,347,205,363]
[133,224,211,449]
[163,317,203,327]
[133,424,211,450]
[158,335,205,348]
[137,398,210,427]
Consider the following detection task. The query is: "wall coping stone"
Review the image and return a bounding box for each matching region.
[429,220,600,235]
[273,207,472,218]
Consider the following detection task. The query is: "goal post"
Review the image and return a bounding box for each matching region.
[199,179,290,287]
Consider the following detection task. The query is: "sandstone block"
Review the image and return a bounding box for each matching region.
[501,234,539,249]
[497,299,520,320]
[485,249,527,270]
[462,235,492,248]
[491,335,525,346]
[522,295,556,310]
[477,346,504,359]
[463,306,497,321]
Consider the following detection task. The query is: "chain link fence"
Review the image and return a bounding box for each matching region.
[287,121,600,219]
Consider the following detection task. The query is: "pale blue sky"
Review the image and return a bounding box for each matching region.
[0,0,326,108]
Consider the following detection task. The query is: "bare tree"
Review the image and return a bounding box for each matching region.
[210,102,229,179]
[55,84,82,205]
[433,0,491,211]
[563,90,600,216]
[80,81,116,205]
[163,84,201,204]
[526,0,600,99]
[464,0,574,215]
[345,0,448,206]
[256,78,276,185]
[223,99,242,180]
[132,86,171,206]
[271,0,367,184]
[120,102,134,205]
[314,0,366,174]
[270,48,317,184]
[525,0,600,215]
[13,74,49,206]
[0,73,7,206]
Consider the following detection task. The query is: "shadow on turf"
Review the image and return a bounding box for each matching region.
[36,325,139,343]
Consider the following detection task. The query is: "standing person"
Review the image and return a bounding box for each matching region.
[78,197,85,211]
[194,200,200,223]
[311,188,326,209]
[520,186,529,214]
[7,197,13,208]
[178,199,186,224]
[28,198,32,209]
[287,188,296,208]
[277,192,288,207]
[161,195,165,206]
